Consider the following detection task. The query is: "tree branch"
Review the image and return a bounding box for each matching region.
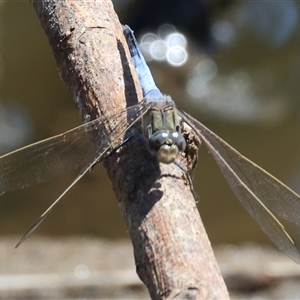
[29,0,229,299]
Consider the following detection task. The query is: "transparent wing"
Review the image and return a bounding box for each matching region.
[0,102,149,195]
[178,108,300,263]
[14,101,152,247]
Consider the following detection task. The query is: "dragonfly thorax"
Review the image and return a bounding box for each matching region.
[148,130,186,164]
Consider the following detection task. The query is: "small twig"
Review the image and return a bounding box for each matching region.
[29,0,229,299]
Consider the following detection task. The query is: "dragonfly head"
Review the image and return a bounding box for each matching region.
[149,130,186,164]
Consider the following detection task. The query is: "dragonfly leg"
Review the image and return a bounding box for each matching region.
[90,134,138,172]
[174,160,199,202]
[105,133,149,160]
[125,134,199,201]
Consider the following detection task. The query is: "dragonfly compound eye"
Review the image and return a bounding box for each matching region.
[171,131,186,152]
[149,131,186,164]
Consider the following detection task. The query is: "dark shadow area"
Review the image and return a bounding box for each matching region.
[117,38,139,108]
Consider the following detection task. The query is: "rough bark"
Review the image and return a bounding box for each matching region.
[29,0,229,299]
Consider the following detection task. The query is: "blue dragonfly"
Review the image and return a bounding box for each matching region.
[1,25,300,264]
[124,25,300,264]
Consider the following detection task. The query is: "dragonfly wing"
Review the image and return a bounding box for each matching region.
[15,150,101,247]
[15,101,151,246]
[0,102,149,194]
[178,109,300,263]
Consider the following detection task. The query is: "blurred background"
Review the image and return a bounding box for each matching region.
[1,1,300,298]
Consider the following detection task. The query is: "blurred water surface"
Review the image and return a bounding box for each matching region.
[0,1,300,248]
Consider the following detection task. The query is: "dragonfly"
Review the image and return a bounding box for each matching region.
[1,25,300,264]
[124,26,300,264]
